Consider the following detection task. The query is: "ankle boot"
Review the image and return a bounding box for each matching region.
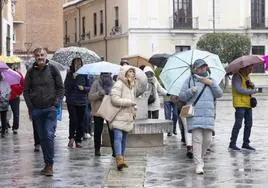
[186,146,193,159]
[122,156,128,168]
[43,164,53,176]
[116,156,124,171]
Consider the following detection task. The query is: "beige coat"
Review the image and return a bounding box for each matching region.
[110,66,136,132]
[88,80,105,117]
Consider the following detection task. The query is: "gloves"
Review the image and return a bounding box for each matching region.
[166,93,171,96]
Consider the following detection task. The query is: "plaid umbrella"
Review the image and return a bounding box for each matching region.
[51,46,101,66]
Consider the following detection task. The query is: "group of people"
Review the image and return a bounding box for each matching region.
[1,47,257,177]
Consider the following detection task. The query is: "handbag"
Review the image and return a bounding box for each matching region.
[96,95,121,122]
[250,97,257,108]
[180,85,207,118]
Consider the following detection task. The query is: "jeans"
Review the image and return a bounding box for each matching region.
[31,107,57,164]
[164,101,178,131]
[93,116,114,155]
[9,97,20,130]
[148,110,159,119]
[67,103,86,143]
[230,107,253,147]
[113,128,128,156]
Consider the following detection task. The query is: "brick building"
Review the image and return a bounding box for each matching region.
[13,0,64,54]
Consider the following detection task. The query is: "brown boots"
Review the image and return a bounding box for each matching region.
[41,164,53,176]
[116,156,124,171]
[122,157,128,168]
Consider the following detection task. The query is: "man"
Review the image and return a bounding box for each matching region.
[23,48,64,176]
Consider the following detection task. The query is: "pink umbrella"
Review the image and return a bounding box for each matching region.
[1,69,21,85]
[0,61,9,71]
[263,55,268,71]
[226,55,264,74]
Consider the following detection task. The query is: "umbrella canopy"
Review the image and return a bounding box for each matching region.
[1,69,21,85]
[24,58,68,71]
[76,61,121,75]
[226,55,264,74]
[149,53,170,68]
[51,46,101,66]
[160,49,226,96]
[263,55,268,71]
[121,55,152,68]
[0,62,9,71]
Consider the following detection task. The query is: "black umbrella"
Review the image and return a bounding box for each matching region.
[149,53,170,68]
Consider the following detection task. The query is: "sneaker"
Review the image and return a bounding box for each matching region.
[242,145,256,151]
[13,129,18,135]
[186,146,193,159]
[195,165,204,174]
[34,145,40,152]
[83,133,91,139]
[1,133,5,138]
[68,138,76,148]
[228,145,241,151]
[167,132,172,136]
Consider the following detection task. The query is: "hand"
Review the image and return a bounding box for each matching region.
[78,85,84,90]
[199,77,213,86]
[99,90,106,96]
[191,87,198,93]
[73,73,77,78]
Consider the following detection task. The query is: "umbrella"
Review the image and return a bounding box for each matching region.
[160,49,226,96]
[149,53,170,68]
[263,55,268,71]
[226,55,264,74]
[51,46,101,66]
[24,58,68,71]
[1,69,21,85]
[76,61,121,75]
[0,62,9,71]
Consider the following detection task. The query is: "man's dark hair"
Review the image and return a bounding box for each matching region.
[33,47,48,55]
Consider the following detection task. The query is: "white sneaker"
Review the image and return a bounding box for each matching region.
[83,133,91,139]
[195,166,204,174]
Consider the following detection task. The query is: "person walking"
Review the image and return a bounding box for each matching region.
[143,66,167,119]
[0,73,11,138]
[110,65,136,171]
[8,64,24,134]
[89,72,115,157]
[164,95,178,136]
[65,57,91,148]
[179,59,223,174]
[228,65,257,151]
[23,48,64,176]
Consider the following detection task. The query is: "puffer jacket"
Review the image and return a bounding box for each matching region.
[110,66,136,132]
[179,76,223,132]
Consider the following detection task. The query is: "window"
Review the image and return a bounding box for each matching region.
[93,13,97,36]
[64,20,68,36]
[175,45,191,52]
[6,24,10,56]
[82,17,86,38]
[173,0,192,29]
[74,18,77,42]
[251,0,265,28]
[100,10,104,35]
[115,6,119,27]
[252,45,265,73]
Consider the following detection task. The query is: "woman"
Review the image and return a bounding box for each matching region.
[179,59,223,174]
[110,65,136,171]
[89,72,115,156]
[64,57,90,148]
[143,66,167,119]
[0,73,11,138]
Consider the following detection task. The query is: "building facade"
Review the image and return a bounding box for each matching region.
[13,0,64,54]
[63,0,268,64]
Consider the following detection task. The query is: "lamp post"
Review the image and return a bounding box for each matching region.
[0,0,8,55]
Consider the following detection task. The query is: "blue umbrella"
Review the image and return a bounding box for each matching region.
[160,49,226,96]
[76,61,121,75]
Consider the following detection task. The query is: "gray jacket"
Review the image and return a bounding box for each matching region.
[23,63,64,111]
[179,76,223,132]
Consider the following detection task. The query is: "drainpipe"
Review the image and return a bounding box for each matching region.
[77,6,81,46]
[104,0,108,61]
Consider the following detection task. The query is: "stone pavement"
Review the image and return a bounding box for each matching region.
[1,94,268,188]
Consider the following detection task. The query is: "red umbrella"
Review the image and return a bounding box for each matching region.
[226,55,264,74]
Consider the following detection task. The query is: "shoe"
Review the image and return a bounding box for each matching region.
[34,145,40,152]
[228,145,241,151]
[242,145,256,151]
[76,143,82,148]
[95,150,101,156]
[68,138,76,148]
[116,156,124,171]
[122,156,128,168]
[173,130,177,135]
[1,133,5,138]
[167,132,172,136]
[83,133,91,139]
[41,164,53,176]
[13,129,18,135]
[195,165,204,174]
[186,146,193,159]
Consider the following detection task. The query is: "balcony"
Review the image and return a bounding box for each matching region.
[246,17,268,29]
[173,17,199,29]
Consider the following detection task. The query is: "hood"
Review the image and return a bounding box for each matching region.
[143,66,155,75]
[70,57,83,73]
[118,65,135,84]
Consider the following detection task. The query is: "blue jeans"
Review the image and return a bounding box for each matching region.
[230,107,252,147]
[113,128,128,156]
[164,101,178,129]
[32,107,57,164]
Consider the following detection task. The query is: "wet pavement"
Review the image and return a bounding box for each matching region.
[1,94,268,188]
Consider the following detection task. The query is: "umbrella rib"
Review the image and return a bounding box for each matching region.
[201,55,210,60]
[172,56,191,67]
[168,67,191,94]
[161,65,190,74]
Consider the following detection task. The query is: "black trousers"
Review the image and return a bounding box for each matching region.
[93,116,114,154]
[0,111,7,135]
[9,97,20,130]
